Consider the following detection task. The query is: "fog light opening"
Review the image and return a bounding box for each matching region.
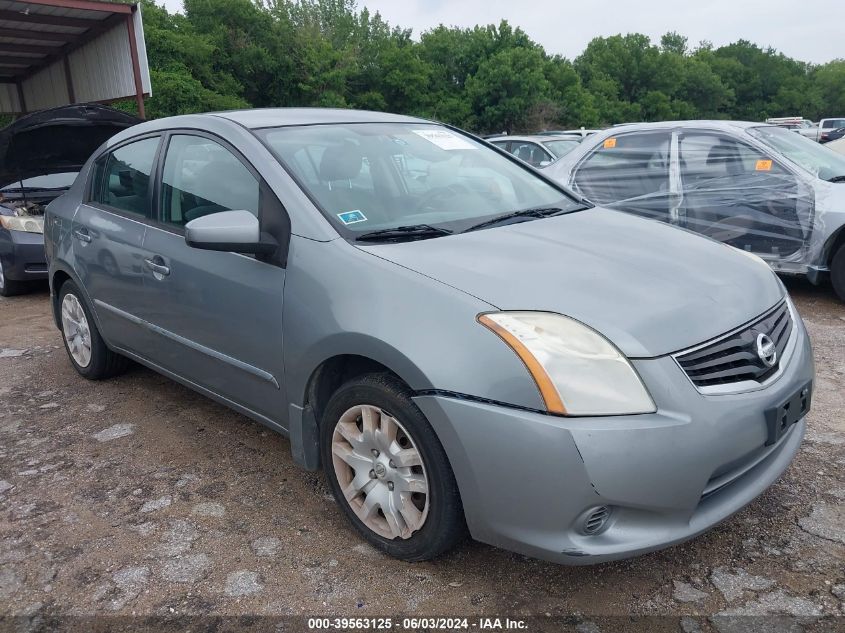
[581,505,611,535]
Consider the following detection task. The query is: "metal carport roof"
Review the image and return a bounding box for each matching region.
[0,0,151,117]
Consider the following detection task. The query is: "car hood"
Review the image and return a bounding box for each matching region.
[0,104,141,188]
[356,208,784,358]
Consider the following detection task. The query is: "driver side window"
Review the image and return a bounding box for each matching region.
[160,135,259,228]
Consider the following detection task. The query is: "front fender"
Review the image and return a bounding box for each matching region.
[282,236,545,412]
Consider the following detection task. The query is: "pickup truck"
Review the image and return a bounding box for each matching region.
[797,117,845,142]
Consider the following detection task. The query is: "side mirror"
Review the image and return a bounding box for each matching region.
[539,160,552,168]
[185,209,277,255]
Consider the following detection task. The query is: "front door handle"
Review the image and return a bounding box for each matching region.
[144,257,170,278]
[72,228,92,243]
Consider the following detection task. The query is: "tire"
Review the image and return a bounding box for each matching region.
[320,373,466,561]
[58,280,129,380]
[832,245,845,303]
[0,257,26,297]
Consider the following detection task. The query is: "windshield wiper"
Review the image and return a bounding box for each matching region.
[355,224,453,242]
[464,206,576,232]
[827,175,845,183]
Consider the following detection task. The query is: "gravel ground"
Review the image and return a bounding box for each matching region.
[0,279,843,632]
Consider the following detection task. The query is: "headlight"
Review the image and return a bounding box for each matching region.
[478,312,656,416]
[0,214,44,234]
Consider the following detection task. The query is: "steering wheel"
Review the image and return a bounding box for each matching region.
[414,183,471,214]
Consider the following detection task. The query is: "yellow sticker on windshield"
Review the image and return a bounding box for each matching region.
[756,159,773,171]
[603,138,617,149]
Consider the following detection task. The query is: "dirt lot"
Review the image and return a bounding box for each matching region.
[1,279,844,632]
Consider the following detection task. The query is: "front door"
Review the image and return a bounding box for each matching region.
[72,136,160,355]
[136,133,287,422]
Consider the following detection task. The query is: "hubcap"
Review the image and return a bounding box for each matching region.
[0,258,5,289]
[331,404,429,540]
[61,293,92,368]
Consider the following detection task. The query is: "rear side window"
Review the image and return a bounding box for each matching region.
[822,119,845,129]
[573,131,671,205]
[679,133,787,186]
[159,135,259,228]
[93,137,159,217]
[510,142,552,167]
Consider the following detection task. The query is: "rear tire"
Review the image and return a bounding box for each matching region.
[0,258,26,297]
[58,280,129,380]
[832,245,845,303]
[320,373,466,561]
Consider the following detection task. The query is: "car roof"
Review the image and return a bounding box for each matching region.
[213,107,431,129]
[109,108,435,140]
[487,134,580,143]
[602,120,766,134]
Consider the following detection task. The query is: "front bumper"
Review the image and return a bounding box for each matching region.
[413,313,814,565]
[0,229,47,281]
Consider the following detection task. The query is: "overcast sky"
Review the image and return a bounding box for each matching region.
[159,0,842,65]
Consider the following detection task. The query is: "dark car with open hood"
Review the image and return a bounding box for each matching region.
[0,104,140,296]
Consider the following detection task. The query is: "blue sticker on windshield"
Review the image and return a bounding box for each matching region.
[338,210,368,225]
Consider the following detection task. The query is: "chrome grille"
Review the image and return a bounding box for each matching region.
[676,301,792,388]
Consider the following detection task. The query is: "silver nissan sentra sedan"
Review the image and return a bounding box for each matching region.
[44,108,814,564]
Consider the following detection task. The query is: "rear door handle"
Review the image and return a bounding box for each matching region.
[72,228,92,243]
[144,257,170,278]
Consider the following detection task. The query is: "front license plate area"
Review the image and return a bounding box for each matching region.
[764,381,812,446]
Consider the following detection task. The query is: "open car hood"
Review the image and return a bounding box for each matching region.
[0,104,141,188]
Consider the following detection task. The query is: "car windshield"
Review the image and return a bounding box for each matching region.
[257,123,583,237]
[544,139,581,158]
[1,172,78,191]
[748,126,845,181]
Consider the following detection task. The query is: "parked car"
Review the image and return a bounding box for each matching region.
[545,121,845,301]
[0,105,140,296]
[823,127,845,144]
[537,129,599,139]
[486,134,582,167]
[46,109,813,564]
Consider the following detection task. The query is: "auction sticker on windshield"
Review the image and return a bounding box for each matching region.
[412,129,476,150]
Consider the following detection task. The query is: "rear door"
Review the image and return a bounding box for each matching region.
[72,135,160,355]
[134,132,288,421]
[570,131,673,221]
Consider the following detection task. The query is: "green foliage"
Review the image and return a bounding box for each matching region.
[138,1,845,133]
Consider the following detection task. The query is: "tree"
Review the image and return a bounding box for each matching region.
[128,1,845,132]
[661,31,688,56]
[466,46,551,133]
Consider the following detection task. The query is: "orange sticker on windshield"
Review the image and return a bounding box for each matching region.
[603,138,617,149]
[756,159,773,171]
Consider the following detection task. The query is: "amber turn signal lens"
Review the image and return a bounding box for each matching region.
[478,314,567,414]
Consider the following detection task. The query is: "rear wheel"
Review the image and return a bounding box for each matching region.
[321,373,466,561]
[0,258,26,297]
[832,245,845,303]
[58,280,129,379]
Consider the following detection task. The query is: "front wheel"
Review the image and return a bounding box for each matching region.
[0,258,26,297]
[832,245,845,303]
[321,373,466,561]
